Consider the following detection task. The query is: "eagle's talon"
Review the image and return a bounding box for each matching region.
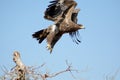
[46,44,53,53]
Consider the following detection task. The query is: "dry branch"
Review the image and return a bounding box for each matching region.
[13,51,26,80]
[1,51,79,80]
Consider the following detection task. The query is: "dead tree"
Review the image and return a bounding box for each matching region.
[13,51,26,80]
[1,51,79,80]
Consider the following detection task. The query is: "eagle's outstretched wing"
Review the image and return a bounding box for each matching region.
[44,0,65,21]
[44,0,76,22]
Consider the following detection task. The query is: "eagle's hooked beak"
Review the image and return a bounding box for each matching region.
[79,24,85,29]
[81,26,85,29]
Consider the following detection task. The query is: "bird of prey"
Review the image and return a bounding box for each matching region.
[32,0,84,53]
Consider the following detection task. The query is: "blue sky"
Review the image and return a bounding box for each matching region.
[0,0,120,80]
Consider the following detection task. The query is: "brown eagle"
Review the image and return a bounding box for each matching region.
[32,0,84,53]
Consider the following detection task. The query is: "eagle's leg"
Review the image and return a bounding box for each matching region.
[46,44,53,53]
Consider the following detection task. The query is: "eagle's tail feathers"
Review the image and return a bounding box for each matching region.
[32,29,49,43]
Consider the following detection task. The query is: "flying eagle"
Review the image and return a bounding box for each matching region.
[32,0,84,53]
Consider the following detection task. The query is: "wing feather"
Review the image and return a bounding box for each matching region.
[44,0,75,21]
[69,9,81,44]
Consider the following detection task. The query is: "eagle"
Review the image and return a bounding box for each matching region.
[32,0,84,53]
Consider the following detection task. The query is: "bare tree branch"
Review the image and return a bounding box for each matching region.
[105,68,120,80]
[1,51,79,80]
